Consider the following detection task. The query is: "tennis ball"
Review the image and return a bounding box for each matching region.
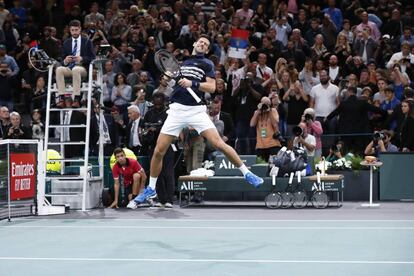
[109,148,137,169]
[47,149,62,173]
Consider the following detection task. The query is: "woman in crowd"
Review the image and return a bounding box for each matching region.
[311,34,328,60]
[400,99,414,152]
[334,33,352,66]
[111,73,132,122]
[299,58,320,95]
[31,76,47,113]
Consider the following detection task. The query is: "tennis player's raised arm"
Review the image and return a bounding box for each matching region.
[199,77,216,93]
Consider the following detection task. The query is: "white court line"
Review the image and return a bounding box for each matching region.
[11,219,414,222]
[2,225,414,230]
[0,257,413,265]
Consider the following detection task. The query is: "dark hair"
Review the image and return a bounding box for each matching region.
[114,73,127,86]
[152,92,165,102]
[347,86,357,94]
[404,87,414,99]
[69,20,81,28]
[113,147,125,156]
[384,86,394,93]
[198,34,212,50]
[402,99,414,117]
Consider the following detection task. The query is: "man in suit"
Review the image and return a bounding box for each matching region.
[353,28,377,65]
[326,86,386,154]
[90,103,119,156]
[55,20,95,108]
[56,97,86,158]
[124,105,142,156]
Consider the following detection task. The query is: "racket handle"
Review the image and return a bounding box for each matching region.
[186,87,202,103]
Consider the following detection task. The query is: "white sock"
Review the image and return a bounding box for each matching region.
[149,177,157,190]
[238,164,250,176]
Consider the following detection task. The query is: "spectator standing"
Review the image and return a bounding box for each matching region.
[0,44,19,76]
[124,105,142,156]
[323,0,343,32]
[299,58,320,95]
[386,42,414,75]
[355,11,381,42]
[310,70,339,122]
[111,73,131,121]
[400,99,414,152]
[235,0,253,30]
[0,62,16,111]
[250,96,281,161]
[353,28,377,65]
[283,80,308,135]
[326,87,385,154]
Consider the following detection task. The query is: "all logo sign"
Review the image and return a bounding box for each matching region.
[9,153,36,200]
[180,181,194,191]
[219,159,236,170]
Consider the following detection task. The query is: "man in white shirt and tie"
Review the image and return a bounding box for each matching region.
[126,105,142,155]
[55,20,96,108]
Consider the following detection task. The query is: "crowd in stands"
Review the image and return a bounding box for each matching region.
[1,0,414,172]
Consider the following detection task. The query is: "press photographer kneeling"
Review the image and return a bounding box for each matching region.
[364,130,398,157]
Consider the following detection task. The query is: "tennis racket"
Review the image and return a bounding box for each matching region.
[265,175,282,209]
[311,191,329,209]
[154,49,202,103]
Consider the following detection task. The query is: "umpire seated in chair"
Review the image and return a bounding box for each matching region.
[55,20,95,108]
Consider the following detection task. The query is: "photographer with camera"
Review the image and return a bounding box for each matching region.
[387,42,414,75]
[364,130,398,156]
[292,122,316,157]
[250,96,282,161]
[4,111,31,139]
[234,69,266,154]
[326,141,345,163]
[302,108,323,158]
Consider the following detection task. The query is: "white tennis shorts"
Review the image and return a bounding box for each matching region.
[160,103,215,137]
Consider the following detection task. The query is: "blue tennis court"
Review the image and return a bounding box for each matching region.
[1,202,414,276]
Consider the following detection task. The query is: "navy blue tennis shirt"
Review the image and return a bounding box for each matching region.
[170,54,215,106]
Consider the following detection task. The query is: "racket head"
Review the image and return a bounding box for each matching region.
[293,191,308,209]
[281,192,294,208]
[311,191,329,209]
[154,49,181,78]
[265,193,282,209]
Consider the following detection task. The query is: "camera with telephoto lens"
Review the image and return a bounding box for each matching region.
[292,126,303,137]
[140,121,164,146]
[331,145,340,152]
[272,131,286,144]
[261,103,269,111]
[373,132,385,141]
[304,113,313,121]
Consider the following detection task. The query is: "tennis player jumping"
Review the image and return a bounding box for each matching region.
[131,35,263,207]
